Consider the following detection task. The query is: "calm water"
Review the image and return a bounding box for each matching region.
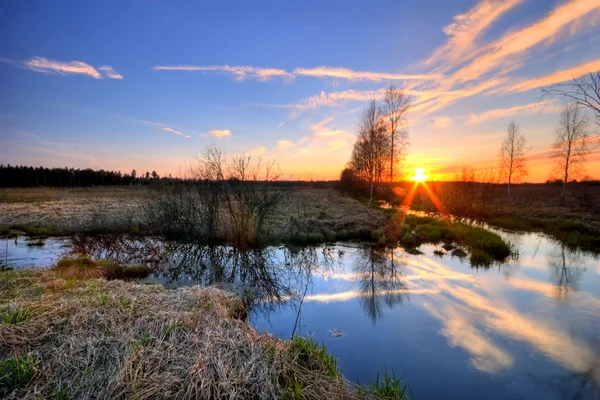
[1,232,599,400]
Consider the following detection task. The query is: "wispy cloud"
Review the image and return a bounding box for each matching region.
[154,64,294,81]
[208,129,231,138]
[250,146,266,156]
[466,100,559,125]
[161,127,191,138]
[294,66,441,82]
[426,0,523,68]
[501,59,600,93]
[449,0,600,85]
[277,140,294,149]
[23,57,123,79]
[433,116,453,128]
[328,139,348,150]
[98,65,123,79]
[25,57,102,79]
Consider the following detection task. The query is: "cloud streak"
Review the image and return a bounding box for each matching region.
[466,100,559,124]
[24,57,123,79]
[426,0,523,69]
[502,59,600,93]
[294,66,441,81]
[449,0,600,85]
[154,64,294,81]
[161,127,190,138]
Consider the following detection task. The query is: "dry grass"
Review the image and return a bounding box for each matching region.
[0,270,381,400]
[0,187,385,244]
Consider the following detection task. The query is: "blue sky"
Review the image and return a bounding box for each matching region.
[1,0,599,180]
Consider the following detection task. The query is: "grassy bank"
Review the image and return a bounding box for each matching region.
[0,187,385,246]
[1,269,409,399]
[371,211,513,267]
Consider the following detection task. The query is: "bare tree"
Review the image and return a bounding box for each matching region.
[382,84,410,182]
[499,121,529,195]
[542,72,600,126]
[350,100,388,206]
[550,104,590,199]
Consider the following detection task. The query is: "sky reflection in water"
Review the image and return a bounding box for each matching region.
[2,232,599,399]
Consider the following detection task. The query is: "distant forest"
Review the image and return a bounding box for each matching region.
[0,165,167,188]
[0,164,338,188]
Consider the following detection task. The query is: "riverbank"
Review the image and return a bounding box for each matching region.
[0,187,386,244]
[0,268,410,399]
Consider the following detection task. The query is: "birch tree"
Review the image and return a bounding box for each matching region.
[550,104,590,199]
[350,101,388,206]
[499,121,528,195]
[382,84,410,182]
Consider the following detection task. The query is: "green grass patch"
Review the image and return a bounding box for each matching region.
[403,214,511,266]
[290,336,339,380]
[359,367,412,400]
[0,354,36,396]
[1,308,29,324]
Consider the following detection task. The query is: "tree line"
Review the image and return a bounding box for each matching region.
[0,165,164,188]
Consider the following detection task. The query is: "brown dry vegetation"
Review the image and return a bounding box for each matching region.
[0,187,385,244]
[0,269,387,400]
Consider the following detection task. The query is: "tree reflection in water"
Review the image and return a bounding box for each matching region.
[353,247,408,324]
[548,244,587,299]
[66,234,339,315]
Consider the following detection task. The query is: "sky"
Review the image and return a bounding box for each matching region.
[1,0,600,182]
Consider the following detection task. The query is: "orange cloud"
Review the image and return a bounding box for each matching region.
[208,129,231,138]
[450,0,600,84]
[250,146,266,156]
[24,57,102,79]
[426,0,523,69]
[433,116,453,128]
[277,140,294,149]
[502,59,600,93]
[466,100,559,124]
[154,64,294,81]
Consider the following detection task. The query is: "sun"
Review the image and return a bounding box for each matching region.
[410,168,429,182]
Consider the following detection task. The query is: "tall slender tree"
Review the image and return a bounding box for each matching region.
[499,121,529,195]
[350,100,388,206]
[550,103,590,200]
[382,84,410,182]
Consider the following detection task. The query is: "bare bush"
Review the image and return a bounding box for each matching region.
[144,145,287,248]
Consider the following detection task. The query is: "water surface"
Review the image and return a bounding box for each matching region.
[1,232,599,400]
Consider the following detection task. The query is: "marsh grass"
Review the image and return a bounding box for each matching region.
[0,353,36,397]
[53,256,105,280]
[1,308,29,325]
[402,215,511,266]
[54,257,151,281]
[358,367,412,399]
[0,269,403,399]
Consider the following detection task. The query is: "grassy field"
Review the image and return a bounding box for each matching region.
[0,187,386,243]
[0,268,409,399]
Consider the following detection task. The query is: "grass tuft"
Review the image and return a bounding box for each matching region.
[359,367,412,399]
[0,354,36,397]
[290,336,339,380]
[1,308,29,324]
